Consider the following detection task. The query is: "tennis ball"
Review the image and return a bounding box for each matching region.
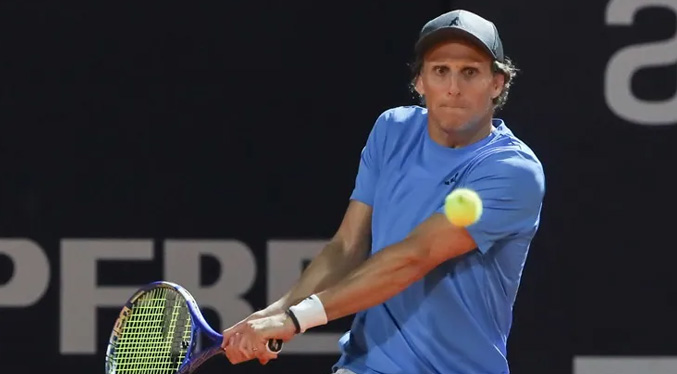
[444,188,483,227]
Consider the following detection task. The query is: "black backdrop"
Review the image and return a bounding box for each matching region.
[1,1,676,373]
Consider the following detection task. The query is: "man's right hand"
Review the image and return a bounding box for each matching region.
[221,307,282,364]
[222,307,281,341]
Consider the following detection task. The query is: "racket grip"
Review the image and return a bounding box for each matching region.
[266,339,283,353]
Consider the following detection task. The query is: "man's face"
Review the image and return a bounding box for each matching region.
[415,38,505,133]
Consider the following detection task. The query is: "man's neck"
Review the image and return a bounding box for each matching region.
[429,116,494,149]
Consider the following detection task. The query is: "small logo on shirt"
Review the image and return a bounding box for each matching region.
[444,173,458,185]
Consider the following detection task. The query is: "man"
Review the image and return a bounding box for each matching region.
[222,9,545,374]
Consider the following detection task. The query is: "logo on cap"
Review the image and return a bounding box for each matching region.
[449,17,460,26]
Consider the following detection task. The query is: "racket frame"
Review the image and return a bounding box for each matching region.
[105,281,225,374]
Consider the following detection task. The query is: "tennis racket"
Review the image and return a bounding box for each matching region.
[104,281,283,374]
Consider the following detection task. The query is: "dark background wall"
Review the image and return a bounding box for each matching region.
[1,1,676,373]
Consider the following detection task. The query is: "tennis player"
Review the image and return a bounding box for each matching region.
[222,9,545,374]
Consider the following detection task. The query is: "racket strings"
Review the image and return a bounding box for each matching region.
[110,287,193,373]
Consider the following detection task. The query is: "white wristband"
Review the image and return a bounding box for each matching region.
[288,294,328,333]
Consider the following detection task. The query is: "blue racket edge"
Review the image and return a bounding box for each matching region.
[105,281,283,374]
[168,281,283,374]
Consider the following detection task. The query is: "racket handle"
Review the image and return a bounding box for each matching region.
[266,339,283,353]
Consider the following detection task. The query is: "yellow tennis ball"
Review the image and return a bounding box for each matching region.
[444,188,483,227]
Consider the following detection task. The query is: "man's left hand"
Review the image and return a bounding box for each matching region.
[222,312,296,365]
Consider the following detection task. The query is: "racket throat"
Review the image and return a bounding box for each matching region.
[178,345,224,374]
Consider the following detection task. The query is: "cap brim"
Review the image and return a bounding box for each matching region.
[414,27,498,61]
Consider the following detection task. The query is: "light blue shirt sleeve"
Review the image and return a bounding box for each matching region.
[349,111,389,206]
[440,150,546,254]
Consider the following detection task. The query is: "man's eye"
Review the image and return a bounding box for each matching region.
[463,68,479,77]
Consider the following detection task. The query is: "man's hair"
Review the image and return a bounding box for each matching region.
[408,55,518,112]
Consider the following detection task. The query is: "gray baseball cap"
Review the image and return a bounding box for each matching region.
[414,10,504,62]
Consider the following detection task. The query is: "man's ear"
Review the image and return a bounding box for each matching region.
[415,75,424,96]
[491,72,505,100]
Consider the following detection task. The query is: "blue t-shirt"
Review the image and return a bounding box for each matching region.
[333,106,545,374]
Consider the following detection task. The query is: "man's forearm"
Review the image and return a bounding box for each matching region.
[316,236,430,321]
[309,214,476,323]
[266,238,369,312]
